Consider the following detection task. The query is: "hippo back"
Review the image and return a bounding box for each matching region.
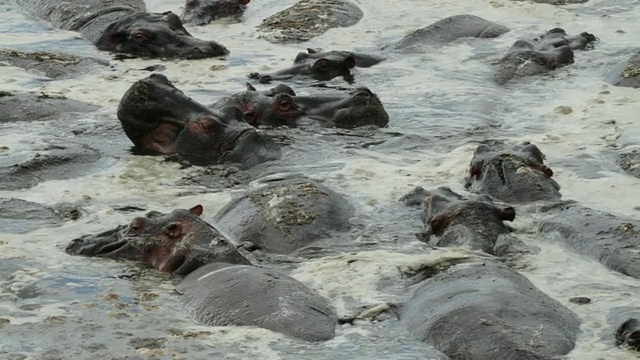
[213,178,355,254]
[401,262,579,359]
[176,262,337,341]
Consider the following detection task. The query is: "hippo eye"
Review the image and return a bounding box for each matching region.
[278,100,292,112]
[132,31,148,43]
[313,59,330,71]
[128,217,147,233]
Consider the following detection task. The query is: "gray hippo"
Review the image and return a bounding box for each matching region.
[210,83,390,128]
[539,201,640,279]
[116,74,280,167]
[611,52,640,88]
[65,204,338,341]
[0,49,108,79]
[257,0,362,44]
[494,28,597,85]
[1,198,82,234]
[465,141,561,204]
[181,0,249,25]
[1,91,99,123]
[618,150,640,178]
[213,177,355,254]
[248,48,385,84]
[616,318,640,350]
[393,15,510,52]
[401,262,580,360]
[401,186,528,257]
[15,0,228,59]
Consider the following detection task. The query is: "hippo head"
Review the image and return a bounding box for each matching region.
[66,205,250,275]
[292,49,357,82]
[117,74,280,167]
[616,318,640,350]
[182,0,250,25]
[300,87,390,128]
[466,142,561,203]
[403,186,515,255]
[95,11,228,59]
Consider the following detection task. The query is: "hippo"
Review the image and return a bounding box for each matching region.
[616,318,640,350]
[393,15,510,52]
[0,91,99,123]
[116,74,280,167]
[465,141,561,204]
[248,48,385,84]
[0,49,108,79]
[611,52,640,88]
[65,204,337,341]
[618,150,640,178]
[210,84,390,128]
[401,186,527,256]
[15,0,228,59]
[1,198,82,234]
[181,0,249,25]
[494,28,597,85]
[257,0,363,44]
[401,262,580,360]
[213,177,355,254]
[539,201,640,279]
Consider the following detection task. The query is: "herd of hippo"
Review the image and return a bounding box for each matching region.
[4,0,640,358]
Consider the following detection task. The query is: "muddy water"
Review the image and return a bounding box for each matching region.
[1,0,640,358]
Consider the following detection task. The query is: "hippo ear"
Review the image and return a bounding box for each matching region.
[189,205,204,217]
[343,56,356,68]
[246,83,257,91]
[498,206,516,222]
[307,48,317,54]
[429,213,451,236]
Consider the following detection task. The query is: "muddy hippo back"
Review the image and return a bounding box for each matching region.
[176,262,337,341]
[257,0,363,44]
[213,178,355,254]
[394,15,509,52]
[401,262,579,359]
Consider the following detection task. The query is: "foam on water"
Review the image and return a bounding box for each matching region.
[2,0,640,358]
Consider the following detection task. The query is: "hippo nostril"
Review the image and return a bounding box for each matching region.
[65,238,85,254]
[210,42,230,56]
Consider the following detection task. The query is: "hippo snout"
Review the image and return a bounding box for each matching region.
[186,42,229,59]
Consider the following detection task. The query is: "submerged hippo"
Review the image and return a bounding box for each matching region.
[248,48,385,84]
[401,186,523,256]
[16,0,228,59]
[66,205,338,341]
[0,91,100,123]
[394,15,510,52]
[213,178,355,254]
[257,0,363,44]
[539,201,640,279]
[1,198,81,234]
[618,150,640,178]
[117,74,280,166]
[211,83,390,128]
[0,49,108,79]
[611,52,640,88]
[494,28,597,85]
[182,0,249,25]
[465,141,561,204]
[616,318,640,350]
[401,262,580,360]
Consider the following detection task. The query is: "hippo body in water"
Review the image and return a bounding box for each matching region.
[539,201,640,279]
[494,28,596,84]
[1,91,99,123]
[181,0,249,25]
[213,178,355,254]
[394,15,510,52]
[15,0,228,58]
[249,48,385,84]
[117,74,280,167]
[465,141,561,204]
[401,262,580,360]
[0,49,108,79]
[401,186,529,257]
[257,0,363,44]
[211,83,389,128]
[66,205,338,341]
[611,52,640,88]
